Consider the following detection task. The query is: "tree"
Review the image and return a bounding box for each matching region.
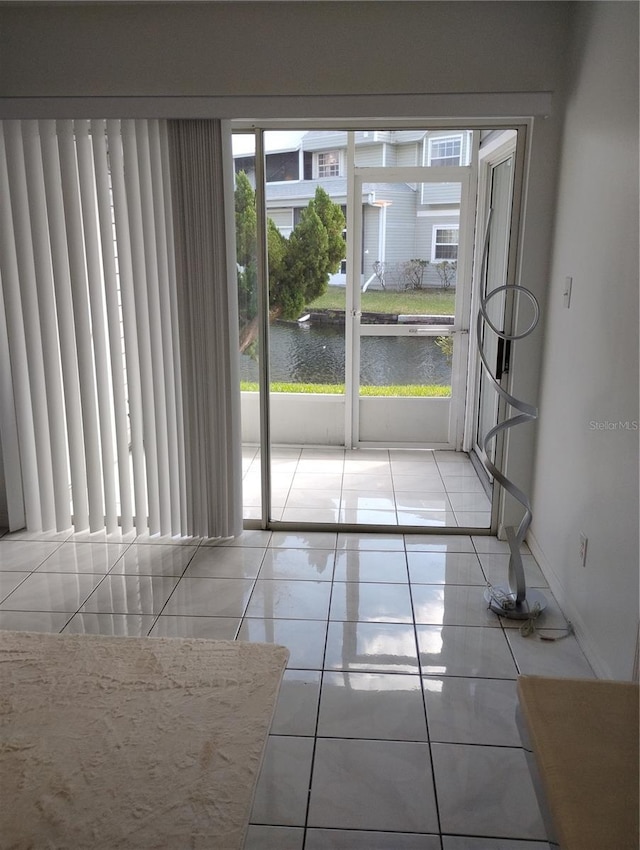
[235,171,258,352]
[312,186,346,272]
[235,178,346,350]
[275,205,329,319]
[235,170,256,269]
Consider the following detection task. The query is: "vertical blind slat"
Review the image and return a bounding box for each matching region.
[107,118,148,535]
[0,123,42,530]
[22,120,72,530]
[161,125,189,536]
[168,119,242,540]
[75,119,118,534]
[0,286,26,530]
[150,120,182,536]
[39,119,88,531]
[135,119,171,535]
[4,120,56,531]
[58,119,104,532]
[164,126,194,537]
[121,119,160,535]
[90,118,134,533]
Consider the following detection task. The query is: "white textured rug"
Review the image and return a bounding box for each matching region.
[0,631,289,849]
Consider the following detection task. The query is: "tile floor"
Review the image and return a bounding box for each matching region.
[0,525,595,848]
[242,447,492,528]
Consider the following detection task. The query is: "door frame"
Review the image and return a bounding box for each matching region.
[464,129,528,530]
[242,121,530,533]
[346,162,477,449]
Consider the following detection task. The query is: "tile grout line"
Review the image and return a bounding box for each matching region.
[404,532,446,847]
[297,544,338,850]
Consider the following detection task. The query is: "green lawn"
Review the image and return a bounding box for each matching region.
[307,286,456,316]
[241,381,451,397]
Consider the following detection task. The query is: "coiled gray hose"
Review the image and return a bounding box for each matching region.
[477,210,540,606]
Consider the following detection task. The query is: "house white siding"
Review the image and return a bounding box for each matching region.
[421,182,463,205]
[380,189,419,268]
[354,144,385,167]
[396,142,420,167]
[269,208,294,236]
[361,185,424,288]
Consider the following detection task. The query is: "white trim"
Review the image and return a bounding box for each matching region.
[352,164,472,450]
[354,165,471,183]
[345,131,359,449]
[477,129,518,162]
[417,208,460,217]
[464,132,518,461]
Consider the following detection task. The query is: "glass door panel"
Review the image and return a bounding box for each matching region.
[233,132,264,523]
[474,155,514,468]
[264,130,347,523]
[351,170,470,447]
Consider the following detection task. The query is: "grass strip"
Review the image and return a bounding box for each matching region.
[240,381,451,397]
[307,287,456,316]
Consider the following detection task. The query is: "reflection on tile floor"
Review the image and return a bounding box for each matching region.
[242,446,492,528]
[0,526,594,849]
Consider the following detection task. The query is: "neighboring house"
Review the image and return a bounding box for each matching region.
[233,129,472,288]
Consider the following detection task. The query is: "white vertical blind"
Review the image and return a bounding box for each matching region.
[4,121,56,531]
[168,119,242,540]
[90,119,133,533]
[106,118,148,534]
[22,121,72,531]
[0,125,44,530]
[74,120,118,534]
[39,119,89,531]
[0,118,241,538]
[0,289,26,530]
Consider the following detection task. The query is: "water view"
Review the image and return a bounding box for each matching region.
[239,322,452,387]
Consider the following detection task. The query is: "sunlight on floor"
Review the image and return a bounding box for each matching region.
[243,446,491,528]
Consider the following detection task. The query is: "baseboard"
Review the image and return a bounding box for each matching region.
[526,529,613,680]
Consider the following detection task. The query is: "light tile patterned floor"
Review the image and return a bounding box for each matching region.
[0,526,594,848]
[242,447,492,528]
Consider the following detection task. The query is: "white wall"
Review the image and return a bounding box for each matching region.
[0,2,569,100]
[241,394,451,446]
[529,2,639,680]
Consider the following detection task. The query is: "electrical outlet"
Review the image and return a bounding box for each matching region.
[579,533,588,567]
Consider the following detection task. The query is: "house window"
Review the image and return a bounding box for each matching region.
[427,136,463,167]
[265,150,299,182]
[317,150,341,178]
[433,226,459,261]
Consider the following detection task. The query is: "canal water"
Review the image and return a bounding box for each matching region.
[239,322,452,386]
